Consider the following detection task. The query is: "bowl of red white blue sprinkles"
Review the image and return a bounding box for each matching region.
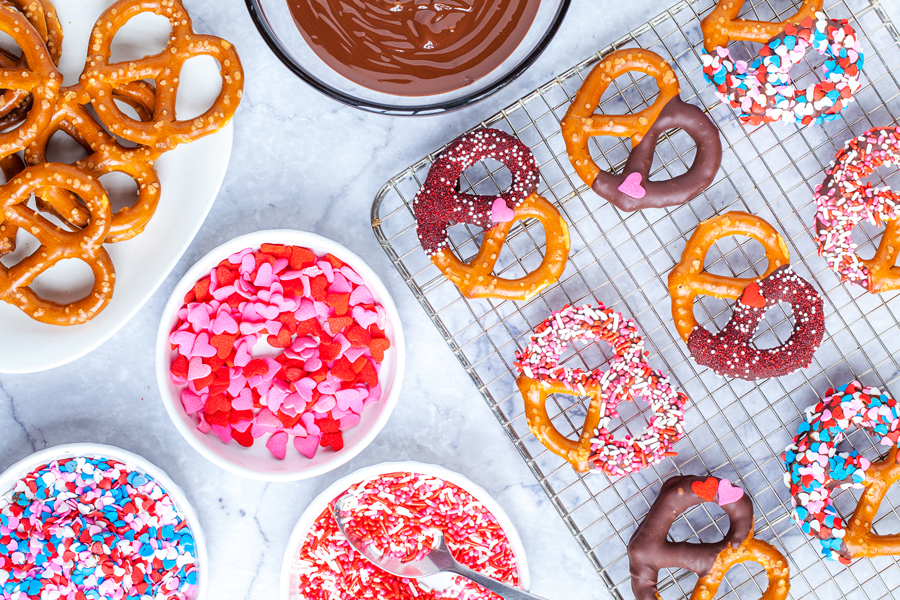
[155,230,405,481]
[0,443,206,600]
[280,461,528,600]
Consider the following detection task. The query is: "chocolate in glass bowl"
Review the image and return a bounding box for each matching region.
[245,0,569,114]
[285,0,539,96]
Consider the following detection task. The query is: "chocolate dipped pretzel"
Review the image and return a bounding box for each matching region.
[628,475,789,600]
[561,49,722,211]
[414,128,569,301]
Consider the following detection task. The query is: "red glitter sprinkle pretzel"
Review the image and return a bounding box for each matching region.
[79,0,244,152]
[514,304,687,477]
[686,265,825,380]
[815,126,900,293]
[0,163,115,325]
[414,128,570,301]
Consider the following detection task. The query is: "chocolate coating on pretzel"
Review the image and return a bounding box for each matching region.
[414,128,539,256]
[628,475,754,600]
[591,97,722,211]
[687,265,825,380]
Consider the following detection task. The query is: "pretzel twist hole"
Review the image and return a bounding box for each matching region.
[700,0,824,50]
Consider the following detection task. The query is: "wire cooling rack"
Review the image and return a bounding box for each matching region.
[371,0,900,598]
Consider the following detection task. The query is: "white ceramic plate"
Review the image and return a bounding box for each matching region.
[0,0,234,373]
[280,461,530,600]
[0,442,208,600]
[155,230,406,481]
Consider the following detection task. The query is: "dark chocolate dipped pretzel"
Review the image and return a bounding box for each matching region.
[628,475,789,600]
[561,49,722,212]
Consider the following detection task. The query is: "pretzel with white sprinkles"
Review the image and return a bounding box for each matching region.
[514,303,688,476]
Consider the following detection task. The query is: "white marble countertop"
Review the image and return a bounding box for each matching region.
[3,1,900,599]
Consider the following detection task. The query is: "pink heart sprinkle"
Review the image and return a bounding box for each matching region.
[335,388,360,411]
[211,424,232,444]
[181,390,204,415]
[318,378,340,395]
[212,310,239,335]
[170,330,196,355]
[190,333,217,358]
[490,197,515,223]
[232,388,254,410]
[349,286,374,307]
[187,357,211,381]
[317,261,334,282]
[196,413,212,434]
[618,172,646,199]
[717,479,744,506]
[340,266,364,285]
[351,306,378,328]
[328,273,352,294]
[340,414,361,430]
[234,342,252,367]
[301,412,320,436]
[313,395,336,414]
[240,253,256,274]
[294,297,316,321]
[187,304,210,331]
[294,434,320,459]
[266,431,288,460]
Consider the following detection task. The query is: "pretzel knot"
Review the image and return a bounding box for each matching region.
[24,85,161,243]
[414,128,569,301]
[79,0,243,153]
[0,163,115,325]
[561,49,721,211]
[514,304,687,477]
[0,1,62,157]
[700,0,823,51]
[628,475,790,600]
[667,211,790,343]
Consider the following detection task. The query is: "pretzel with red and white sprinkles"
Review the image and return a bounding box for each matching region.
[514,304,688,476]
[815,126,900,293]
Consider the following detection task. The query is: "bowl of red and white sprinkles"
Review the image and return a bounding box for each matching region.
[280,462,529,600]
[0,443,206,600]
[155,230,405,481]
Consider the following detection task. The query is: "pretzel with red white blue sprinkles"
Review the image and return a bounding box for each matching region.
[814,126,900,293]
[702,14,863,126]
[783,381,900,563]
[514,303,687,476]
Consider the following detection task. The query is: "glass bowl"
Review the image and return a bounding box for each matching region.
[244,0,571,115]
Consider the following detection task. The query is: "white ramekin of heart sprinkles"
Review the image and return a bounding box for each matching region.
[280,462,529,600]
[0,443,207,600]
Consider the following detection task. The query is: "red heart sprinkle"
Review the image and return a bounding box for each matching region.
[319,342,342,362]
[279,312,298,334]
[193,371,215,392]
[210,333,237,359]
[346,325,371,347]
[309,366,329,383]
[358,361,378,387]
[171,355,189,379]
[229,409,254,424]
[368,338,391,363]
[277,410,304,428]
[691,477,718,503]
[285,367,305,382]
[296,318,325,339]
[216,265,238,287]
[231,427,254,447]
[281,278,305,298]
[290,246,316,270]
[260,243,291,258]
[351,356,368,374]
[206,409,230,427]
[223,292,245,309]
[193,278,210,302]
[243,358,269,378]
[324,253,344,270]
[205,393,231,414]
[267,327,292,349]
[254,252,275,269]
[327,315,353,334]
[740,282,766,308]
[316,417,340,434]
[183,289,195,304]
[320,431,344,451]
[310,276,329,302]
[331,357,357,382]
[326,293,350,316]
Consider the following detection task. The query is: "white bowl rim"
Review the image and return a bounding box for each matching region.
[0,442,208,600]
[279,460,531,600]
[154,229,406,482]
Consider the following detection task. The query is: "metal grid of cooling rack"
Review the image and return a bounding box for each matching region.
[371,0,900,598]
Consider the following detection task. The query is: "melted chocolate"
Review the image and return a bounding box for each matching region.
[627,475,753,600]
[286,0,539,96]
[591,97,722,211]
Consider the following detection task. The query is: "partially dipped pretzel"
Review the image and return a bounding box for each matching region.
[561,49,721,211]
[629,475,789,600]
[414,128,569,301]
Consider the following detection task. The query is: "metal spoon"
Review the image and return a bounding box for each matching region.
[332,496,548,600]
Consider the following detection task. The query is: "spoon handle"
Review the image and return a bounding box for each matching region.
[449,563,549,600]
